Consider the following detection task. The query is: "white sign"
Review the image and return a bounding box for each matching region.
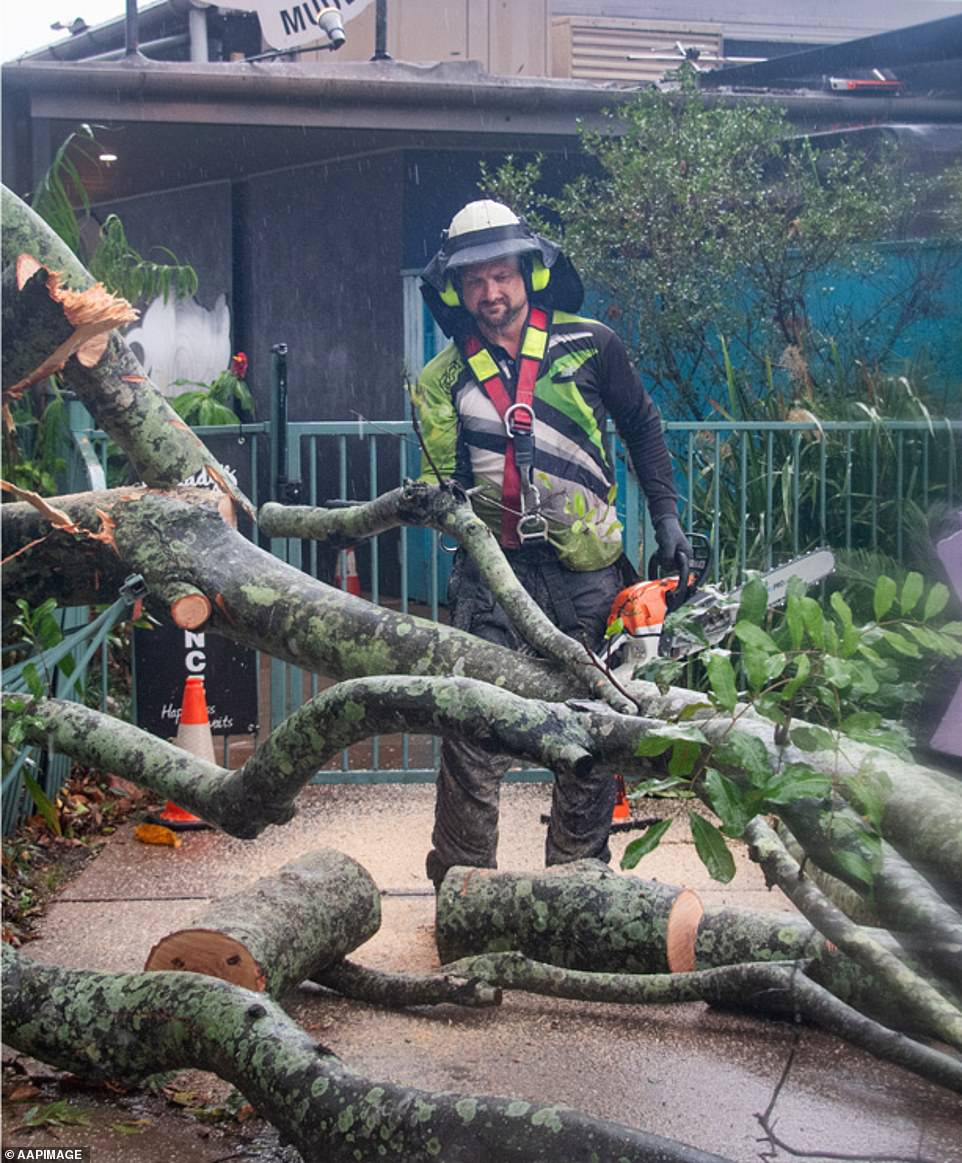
[215,0,375,52]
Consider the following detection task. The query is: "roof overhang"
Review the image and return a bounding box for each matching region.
[3,57,961,203]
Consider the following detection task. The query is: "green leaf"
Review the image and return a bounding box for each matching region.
[799,596,825,649]
[714,730,771,785]
[841,711,882,732]
[922,583,950,622]
[736,576,770,626]
[899,571,924,616]
[823,656,853,690]
[628,776,687,797]
[689,812,736,883]
[572,491,587,518]
[830,591,860,658]
[634,734,674,757]
[761,765,831,806]
[23,773,62,837]
[23,662,47,700]
[733,622,779,654]
[703,768,753,836]
[790,724,837,752]
[880,629,921,658]
[782,653,811,698]
[668,739,702,777]
[904,623,953,655]
[605,617,624,640]
[833,848,878,890]
[873,575,897,621]
[706,651,737,712]
[620,818,673,870]
[785,594,805,651]
[842,763,892,828]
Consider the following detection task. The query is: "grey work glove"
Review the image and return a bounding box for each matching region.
[654,515,692,571]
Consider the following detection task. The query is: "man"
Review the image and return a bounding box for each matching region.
[417,199,689,890]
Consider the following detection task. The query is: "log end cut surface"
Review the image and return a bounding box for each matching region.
[145,928,266,991]
[666,888,705,973]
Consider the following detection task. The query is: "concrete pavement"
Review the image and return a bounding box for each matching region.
[12,782,962,1162]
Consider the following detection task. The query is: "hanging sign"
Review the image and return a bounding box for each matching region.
[214,0,373,52]
[134,430,260,739]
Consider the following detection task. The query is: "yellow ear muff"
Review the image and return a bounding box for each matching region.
[439,278,461,307]
[529,256,551,293]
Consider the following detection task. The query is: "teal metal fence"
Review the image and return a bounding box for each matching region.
[4,413,958,831]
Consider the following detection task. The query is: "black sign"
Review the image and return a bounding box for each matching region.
[134,625,259,737]
[133,429,261,739]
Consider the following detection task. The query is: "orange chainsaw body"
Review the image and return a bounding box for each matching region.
[608,577,690,637]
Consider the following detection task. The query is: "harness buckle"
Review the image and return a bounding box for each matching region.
[517,512,549,543]
[502,401,535,435]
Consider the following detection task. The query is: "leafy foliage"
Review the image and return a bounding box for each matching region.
[170,353,253,426]
[30,125,197,304]
[480,78,958,420]
[620,569,960,882]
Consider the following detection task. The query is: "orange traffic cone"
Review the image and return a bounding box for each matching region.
[152,676,213,830]
[335,548,362,597]
[612,773,631,822]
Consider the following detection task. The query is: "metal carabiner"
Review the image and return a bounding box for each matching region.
[517,512,549,543]
[502,401,535,435]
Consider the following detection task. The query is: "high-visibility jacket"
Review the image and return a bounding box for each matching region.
[416,309,678,572]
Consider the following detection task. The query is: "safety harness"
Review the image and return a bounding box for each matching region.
[464,306,549,548]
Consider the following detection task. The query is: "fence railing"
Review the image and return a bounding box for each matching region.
[4,414,958,831]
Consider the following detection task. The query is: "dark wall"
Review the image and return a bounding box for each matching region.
[239,152,405,424]
[95,181,233,312]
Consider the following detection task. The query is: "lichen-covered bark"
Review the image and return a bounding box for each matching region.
[776,802,962,985]
[0,489,577,699]
[743,818,962,1051]
[145,850,381,996]
[312,959,502,1009]
[1,187,247,503]
[3,678,605,839]
[434,862,957,1041]
[435,951,962,1094]
[260,486,635,713]
[2,946,734,1163]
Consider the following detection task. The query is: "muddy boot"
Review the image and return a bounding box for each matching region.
[425,850,449,894]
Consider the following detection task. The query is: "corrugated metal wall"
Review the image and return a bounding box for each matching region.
[550,15,722,85]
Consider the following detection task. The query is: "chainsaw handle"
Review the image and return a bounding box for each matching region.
[646,549,692,612]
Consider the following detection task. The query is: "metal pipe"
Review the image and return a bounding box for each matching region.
[188,4,209,63]
[270,343,289,503]
[85,33,190,62]
[371,0,392,61]
[124,0,141,58]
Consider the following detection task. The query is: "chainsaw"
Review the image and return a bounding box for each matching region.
[605,535,835,678]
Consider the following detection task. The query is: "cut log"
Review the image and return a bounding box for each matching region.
[145,849,380,997]
[434,861,954,1037]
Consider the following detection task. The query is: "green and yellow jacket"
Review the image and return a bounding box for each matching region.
[416,309,678,572]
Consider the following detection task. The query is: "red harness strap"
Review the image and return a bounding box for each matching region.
[464,307,549,548]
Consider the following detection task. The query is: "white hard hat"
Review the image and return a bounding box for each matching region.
[440,199,541,272]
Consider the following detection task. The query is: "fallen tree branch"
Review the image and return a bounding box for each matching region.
[743,817,962,1052]
[434,862,957,1042]
[434,951,962,1095]
[2,681,606,838]
[260,484,637,714]
[2,945,735,1163]
[311,959,502,1009]
[1,187,250,513]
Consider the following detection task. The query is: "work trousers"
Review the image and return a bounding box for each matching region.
[427,546,624,886]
